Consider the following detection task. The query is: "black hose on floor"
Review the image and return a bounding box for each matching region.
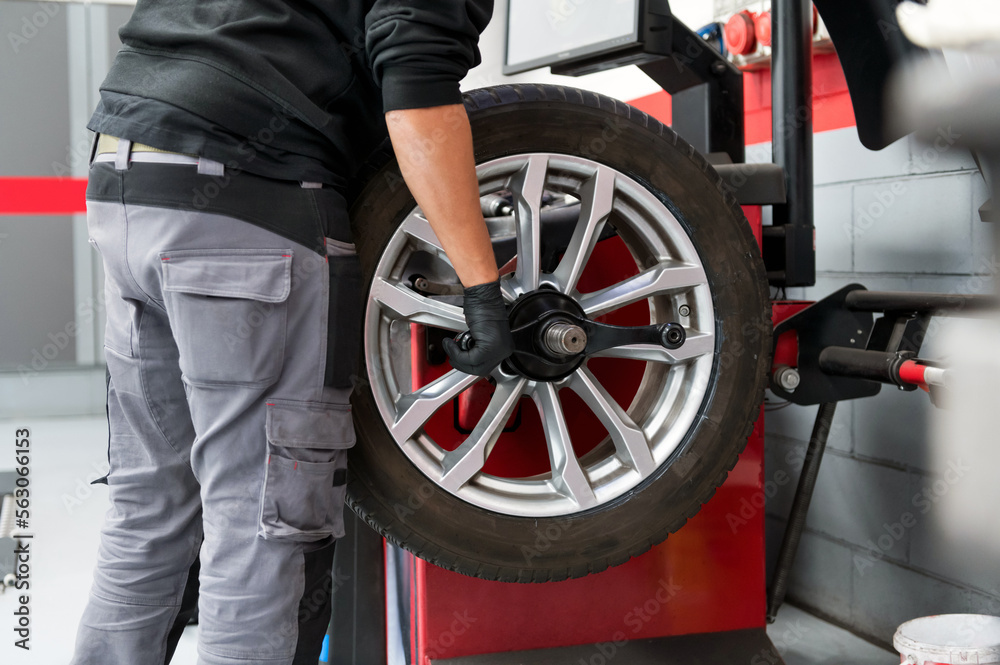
[766,401,838,623]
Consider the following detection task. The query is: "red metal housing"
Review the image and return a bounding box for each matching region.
[401,209,771,664]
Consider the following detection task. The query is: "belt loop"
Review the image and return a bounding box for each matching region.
[197,157,225,177]
[88,132,99,168]
[114,138,131,171]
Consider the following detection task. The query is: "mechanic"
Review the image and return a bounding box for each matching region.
[69,1,513,664]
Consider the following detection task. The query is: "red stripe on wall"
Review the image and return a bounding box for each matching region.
[629,52,856,145]
[0,177,88,215]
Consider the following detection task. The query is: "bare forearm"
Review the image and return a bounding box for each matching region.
[385,104,498,287]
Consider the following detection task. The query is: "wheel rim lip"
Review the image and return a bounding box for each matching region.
[364,152,717,518]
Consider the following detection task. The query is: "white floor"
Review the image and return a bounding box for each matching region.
[0,416,897,665]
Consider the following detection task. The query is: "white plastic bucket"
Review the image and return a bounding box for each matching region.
[895,615,1000,665]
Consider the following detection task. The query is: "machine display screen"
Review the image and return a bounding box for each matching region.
[504,0,641,74]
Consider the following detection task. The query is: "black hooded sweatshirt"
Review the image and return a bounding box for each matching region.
[87,1,494,192]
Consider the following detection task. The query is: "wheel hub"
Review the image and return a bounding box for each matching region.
[502,286,690,383]
[543,321,588,356]
[505,289,588,382]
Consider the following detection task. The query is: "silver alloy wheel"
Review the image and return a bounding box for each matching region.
[364,153,716,518]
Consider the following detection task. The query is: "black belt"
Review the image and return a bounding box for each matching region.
[86,160,352,255]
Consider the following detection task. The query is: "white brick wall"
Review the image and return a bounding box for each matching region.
[765,123,998,646]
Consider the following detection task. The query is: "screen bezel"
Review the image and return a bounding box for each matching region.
[502,0,643,75]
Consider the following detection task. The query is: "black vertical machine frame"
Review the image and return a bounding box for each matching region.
[632,7,746,164]
[327,509,387,665]
[766,0,815,287]
[548,0,746,165]
[546,0,817,288]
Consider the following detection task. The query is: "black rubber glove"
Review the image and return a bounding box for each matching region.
[443,280,514,377]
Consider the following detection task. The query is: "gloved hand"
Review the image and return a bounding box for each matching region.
[443,280,514,377]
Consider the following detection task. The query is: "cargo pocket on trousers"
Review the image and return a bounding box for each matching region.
[258,399,355,542]
[160,249,292,386]
[324,238,363,389]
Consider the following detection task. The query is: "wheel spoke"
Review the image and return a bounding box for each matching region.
[566,368,656,476]
[371,277,466,331]
[440,378,527,491]
[532,382,598,509]
[400,211,448,259]
[391,370,479,443]
[579,262,708,318]
[510,155,547,292]
[498,257,518,302]
[550,166,616,293]
[593,330,715,363]
[499,279,518,303]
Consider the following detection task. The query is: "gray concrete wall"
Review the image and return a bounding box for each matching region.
[0,2,131,416]
[762,125,998,647]
[1,1,77,368]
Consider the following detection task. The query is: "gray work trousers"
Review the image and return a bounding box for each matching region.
[71,152,357,664]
